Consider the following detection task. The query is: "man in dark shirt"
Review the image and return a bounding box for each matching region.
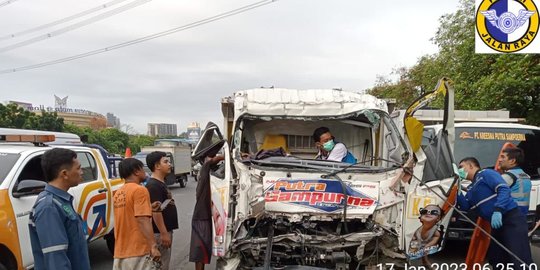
[146,151,179,270]
[189,155,224,270]
[29,148,91,270]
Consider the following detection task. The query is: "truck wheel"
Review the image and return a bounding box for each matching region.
[104,230,115,255]
[179,175,188,188]
[0,263,7,270]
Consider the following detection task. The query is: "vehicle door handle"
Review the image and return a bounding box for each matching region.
[98,188,108,193]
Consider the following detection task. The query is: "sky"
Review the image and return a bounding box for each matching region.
[0,0,460,134]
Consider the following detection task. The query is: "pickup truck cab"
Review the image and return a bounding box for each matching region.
[0,134,123,270]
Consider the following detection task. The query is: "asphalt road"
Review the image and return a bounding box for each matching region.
[89,176,216,270]
[89,176,540,269]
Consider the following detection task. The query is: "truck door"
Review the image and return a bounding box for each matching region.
[402,78,458,260]
[192,122,233,257]
[10,150,47,269]
[70,150,111,242]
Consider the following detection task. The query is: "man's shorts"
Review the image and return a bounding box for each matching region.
[113,255,161,270]
[189,219,212,264]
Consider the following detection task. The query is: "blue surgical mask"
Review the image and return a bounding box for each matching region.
[322,140,335,151]
[458,168,468,179]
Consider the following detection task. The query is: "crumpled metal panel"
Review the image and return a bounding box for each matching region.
[234,89,387,117]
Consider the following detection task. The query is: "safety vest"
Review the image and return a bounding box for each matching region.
[504,167,532,215]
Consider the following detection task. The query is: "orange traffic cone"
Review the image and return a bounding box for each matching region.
[124,147,132,158]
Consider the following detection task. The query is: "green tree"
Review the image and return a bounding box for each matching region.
[366,0,540,125]
[128,135,155,154]
[0,103,34,128]
[98,128,130,154]
[0,104,65,131]
[368,69,421,109]
[64,124,155,155]
[26,111,65,131]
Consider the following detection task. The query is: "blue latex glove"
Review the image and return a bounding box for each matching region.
[491,211,503,229]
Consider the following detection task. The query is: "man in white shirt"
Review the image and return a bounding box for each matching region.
[313,127,355,163]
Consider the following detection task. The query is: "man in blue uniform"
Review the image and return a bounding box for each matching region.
[29,148,90,270]
[457,157,532,268]
[498,147,532,215]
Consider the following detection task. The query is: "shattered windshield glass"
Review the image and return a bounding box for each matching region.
[234,110,406,171]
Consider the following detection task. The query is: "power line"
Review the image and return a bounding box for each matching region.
[0,0,277,75]
[0,0,152,52]
[0,0,130,41]
[0,0,18,8]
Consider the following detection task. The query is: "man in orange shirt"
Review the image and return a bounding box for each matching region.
[113,158,161,269]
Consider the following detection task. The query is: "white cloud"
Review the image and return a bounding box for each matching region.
[0,0,459,134]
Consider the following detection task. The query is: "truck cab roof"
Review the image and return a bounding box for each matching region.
[228,88,388,118]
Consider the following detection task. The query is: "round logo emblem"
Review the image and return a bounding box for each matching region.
[476,0,539,52]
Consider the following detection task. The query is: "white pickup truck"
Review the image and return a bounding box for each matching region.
[0,133,123,270]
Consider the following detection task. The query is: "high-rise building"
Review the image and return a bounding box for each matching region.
[147,123,177,137]
[106,113,121,129]
[187,122,201,141]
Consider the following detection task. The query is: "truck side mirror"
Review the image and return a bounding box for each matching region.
[13,179,46,198]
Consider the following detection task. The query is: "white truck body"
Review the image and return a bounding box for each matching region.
[193,86,458,269]
[141,145,191,187]
[141,145,191,175]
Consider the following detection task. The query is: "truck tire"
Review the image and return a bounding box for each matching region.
[0,262,7,270]
[105,230,115,255]
[179,175,188,188]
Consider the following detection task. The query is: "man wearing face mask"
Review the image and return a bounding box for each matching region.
[457,157,532,268]
[313,127,357,164]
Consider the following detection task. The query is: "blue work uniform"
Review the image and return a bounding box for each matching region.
[29,184,90,270]
[457,169,517,219]
[457,169,532,267]
[504,167,532,215]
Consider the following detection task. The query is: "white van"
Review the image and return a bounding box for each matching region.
[422,122,540,240]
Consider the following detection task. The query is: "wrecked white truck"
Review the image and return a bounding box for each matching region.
[192,81,458,269]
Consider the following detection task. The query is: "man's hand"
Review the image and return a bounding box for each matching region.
[151,201,161,211]
[491,211,503,229]
[206,155,224,165]
[150,244,161,261]
[160,232,172,248]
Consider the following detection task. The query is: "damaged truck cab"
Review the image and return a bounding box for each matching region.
[193,83,458,269]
